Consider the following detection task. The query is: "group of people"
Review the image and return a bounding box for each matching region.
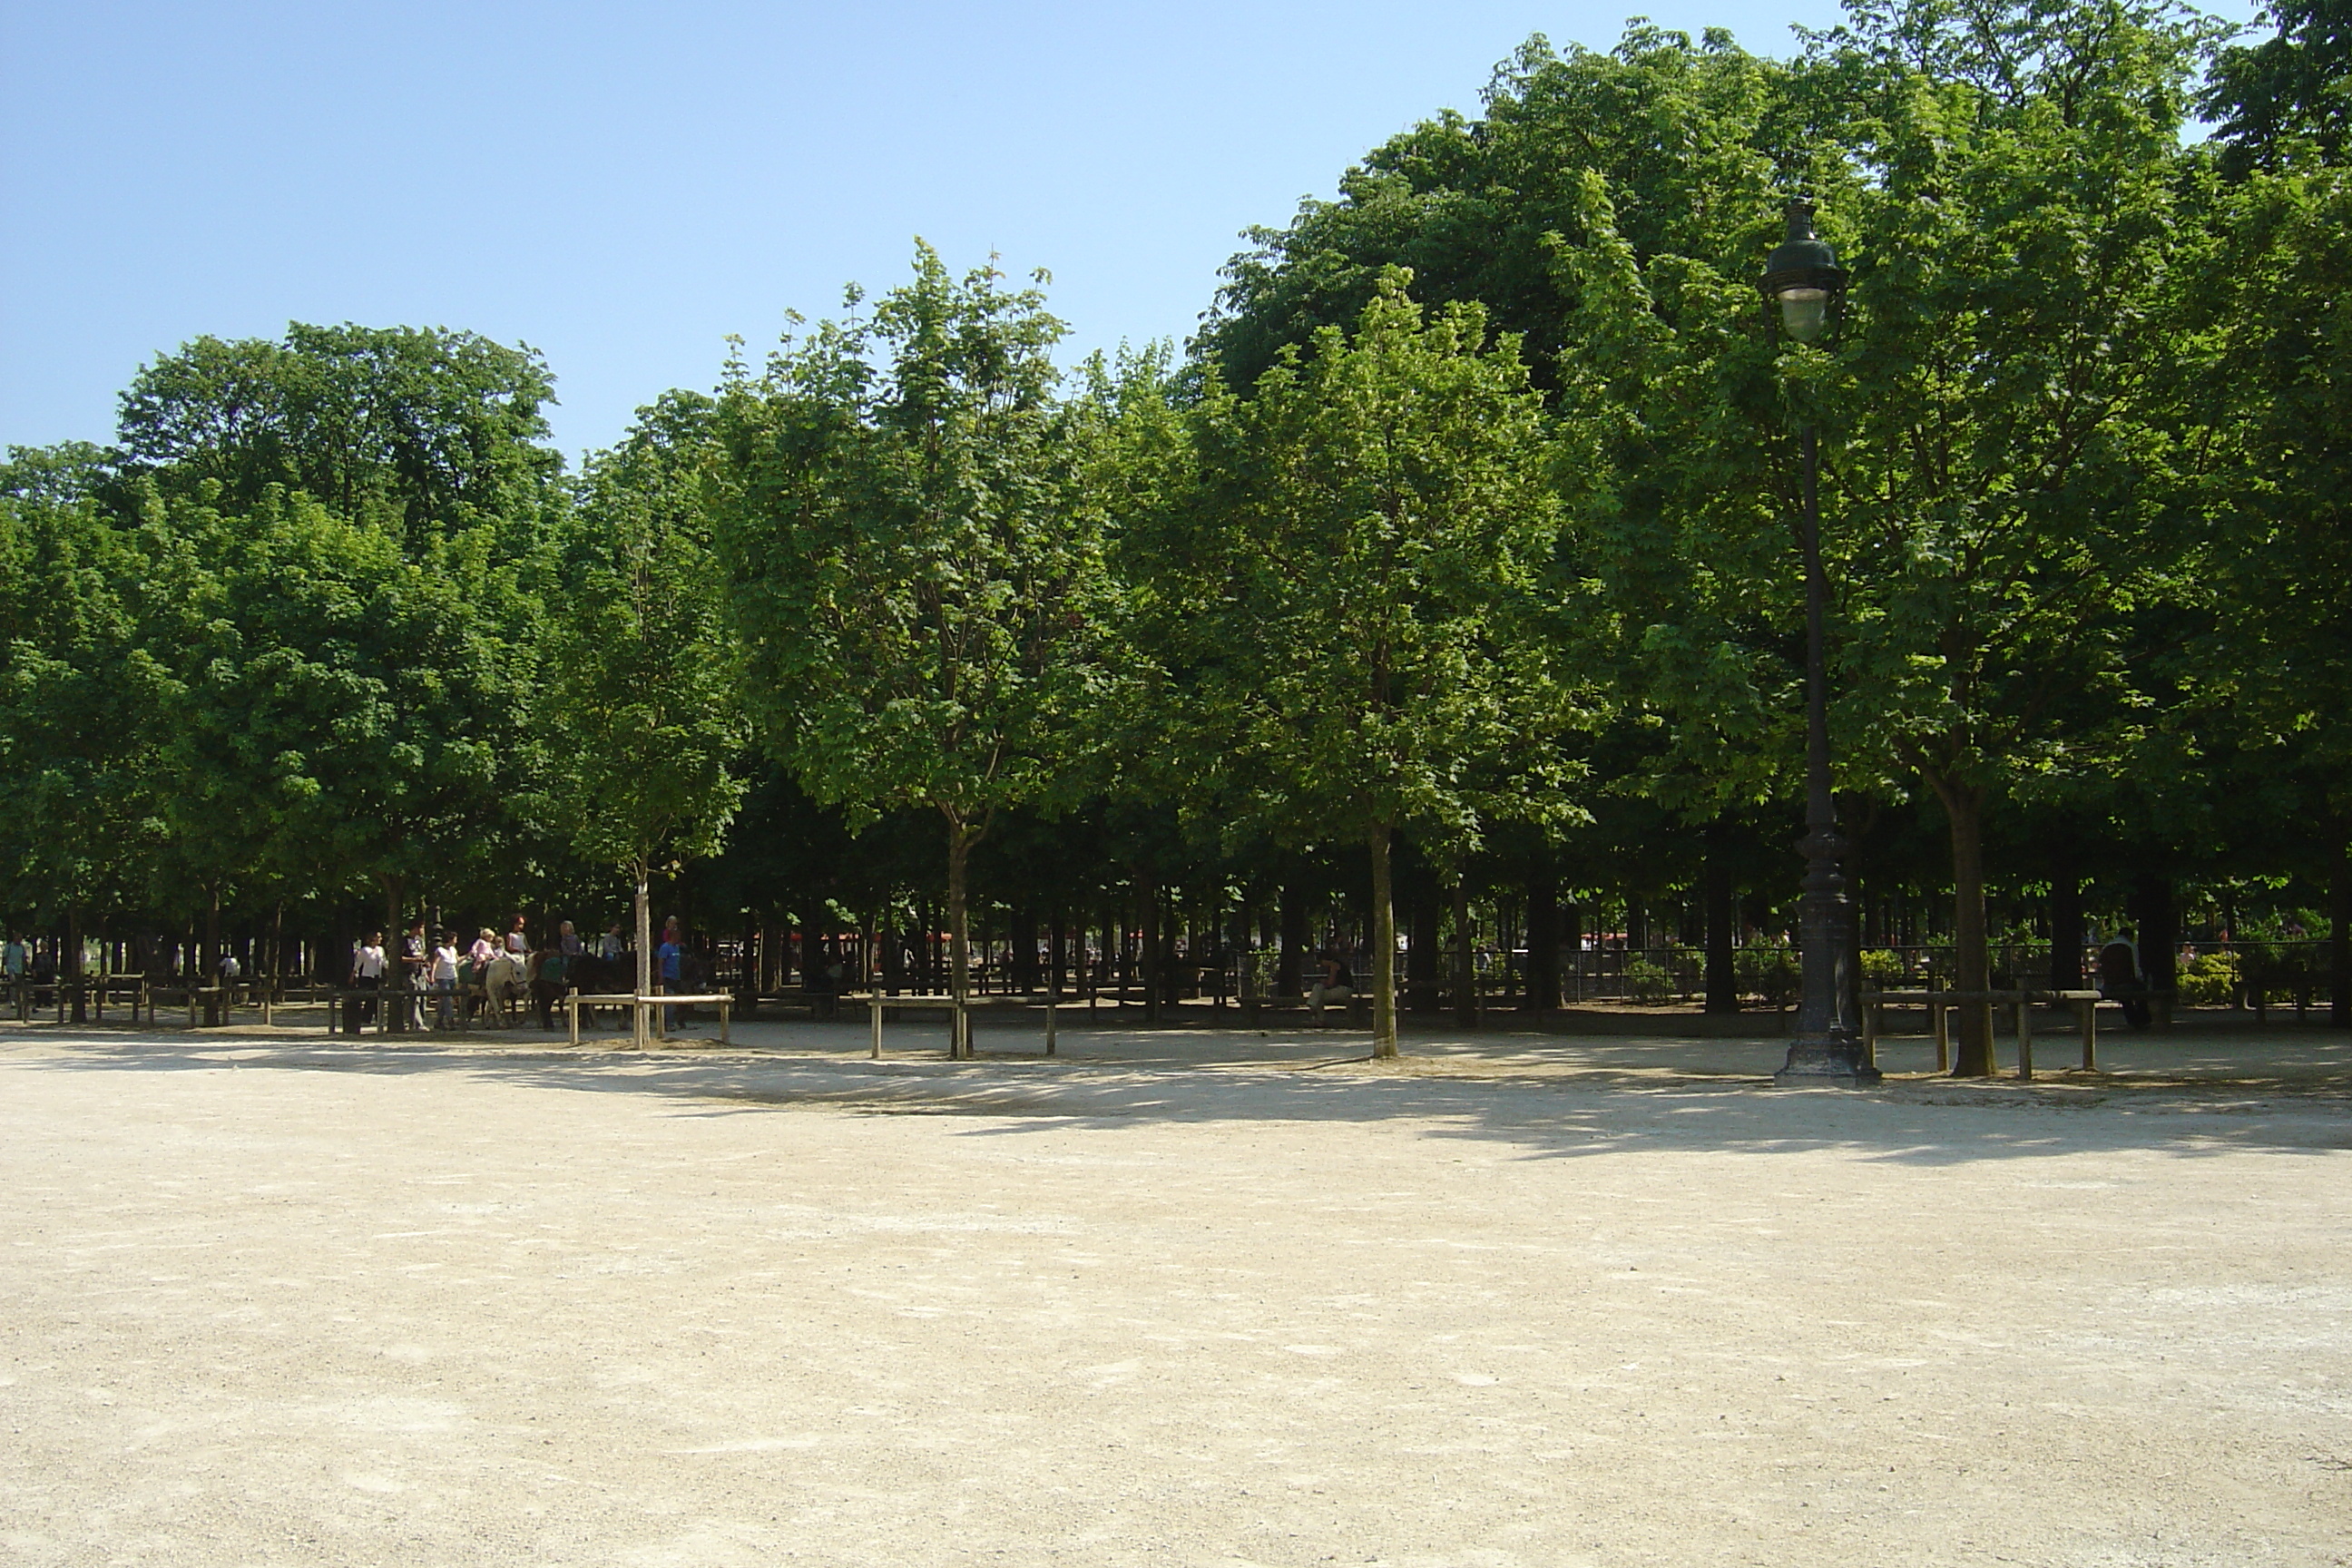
[345,916,691,1031]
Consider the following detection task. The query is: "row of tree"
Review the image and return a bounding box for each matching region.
[3,0,2347,1067]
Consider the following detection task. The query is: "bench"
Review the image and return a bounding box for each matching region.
[1863,988,2109,1078]
[863,993,1066,1060]
[564,990,733,1047]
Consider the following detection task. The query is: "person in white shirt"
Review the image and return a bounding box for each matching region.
[505,916,529,959]
[350,934,387,983]
[350,932,387,1024]
[431,935,460,1028]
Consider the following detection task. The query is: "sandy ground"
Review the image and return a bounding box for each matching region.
[2,1013,2347,1566]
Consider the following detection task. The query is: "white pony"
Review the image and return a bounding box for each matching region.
[481,954,528,1027]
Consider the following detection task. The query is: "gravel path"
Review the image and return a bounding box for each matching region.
[4,1019,2347,1565]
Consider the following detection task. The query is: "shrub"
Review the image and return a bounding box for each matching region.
[2176,950,2239,1008]
[1860,948,1905,986]
[1736,946,1800,1006]
[1625,958,1675,1004]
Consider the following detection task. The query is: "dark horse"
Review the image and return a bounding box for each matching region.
[531,948,633,1031]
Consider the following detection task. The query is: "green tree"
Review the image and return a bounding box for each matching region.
[1125,274,1581,1056]
[710,245,1104,1053]
[2204,0,2350,168]
[0,447,162,1009]
[128,486,533,1004]
[2203,12,2352,1021]
[542,392,747,1019]
[116,322,563,548]
[1812,0,2230,1069]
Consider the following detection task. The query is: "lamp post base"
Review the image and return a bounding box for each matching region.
[1775,1034,1882,1087]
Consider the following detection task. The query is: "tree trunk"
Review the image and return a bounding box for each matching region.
[1705,818,1739,1013]
[66,902,85,1024]
[1561,898,1583,1003]
[2048,861,2084,993]
[1369,827,1398,1058]
[633,858,652,1047]
[1522,856,1558,1014]
[1406,890,1438,1013]
[1011,906,1039,995]
[1453,876,1476,1024]
[379,875,407,1032]
[1278,886,1305,999]
[202,888,222,1027]
[739,916,761,1017]
[1139,876,1161,1023]
[2136,872,2179,1030]
[2331,828,2350,1029]
[1935,778,1994,1076]
[946,819,974,1056]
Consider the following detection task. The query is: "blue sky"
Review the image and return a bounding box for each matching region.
[2,0,2252,462]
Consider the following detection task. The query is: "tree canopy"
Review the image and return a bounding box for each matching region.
[4,0,2346,1056]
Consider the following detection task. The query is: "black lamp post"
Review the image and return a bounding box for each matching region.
[1760,198,1878,1087]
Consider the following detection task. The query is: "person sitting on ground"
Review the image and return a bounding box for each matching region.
[1309,949,1354,1026]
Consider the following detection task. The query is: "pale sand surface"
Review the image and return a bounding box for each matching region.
[3,1015,2347,1566]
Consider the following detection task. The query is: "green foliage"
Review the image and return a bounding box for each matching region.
[712,245,1099,834]
[1130,273,1583,856]
[710,242,1102,1014]
[542,391,746,887]
[129,487,529,914]
[1624,957,1676,1003]
[117,322,562,545]
[2204,0,2352,167]
[2176,949,2241,1006]
[0,456,159,921]
[1860,947,1906,985]
[1125,272,1587,1052]
[1736,944,1800,1005]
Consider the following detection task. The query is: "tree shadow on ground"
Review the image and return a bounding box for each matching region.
[7,1020,2348,1166]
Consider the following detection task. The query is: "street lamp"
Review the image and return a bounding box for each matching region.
[1760,198,1878,1087]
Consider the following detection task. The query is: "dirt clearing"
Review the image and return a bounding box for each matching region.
[3,1021,2346,1565]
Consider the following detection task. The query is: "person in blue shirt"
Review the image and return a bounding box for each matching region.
[657,918,685,1033]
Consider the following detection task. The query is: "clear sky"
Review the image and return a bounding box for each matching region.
[1,0,2250,463]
